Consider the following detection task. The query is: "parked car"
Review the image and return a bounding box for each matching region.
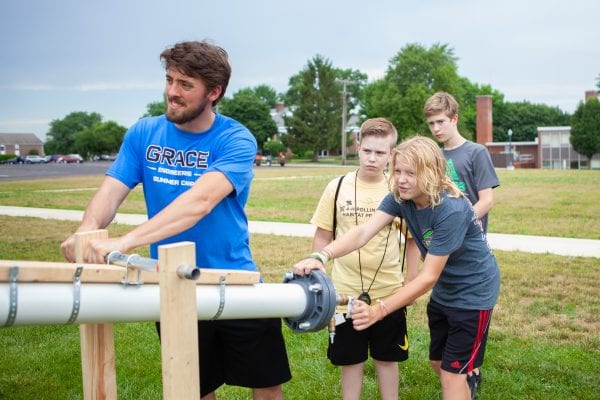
[45,154,62,163]
[57,154,84,163]
[255,152,286,167]
[24,155,47,164]
[1,156,25,164]
[276,152,286,166]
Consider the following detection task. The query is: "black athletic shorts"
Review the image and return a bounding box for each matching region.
[427,300,493,374]
[157,318,291,397]
[327,307,409,365]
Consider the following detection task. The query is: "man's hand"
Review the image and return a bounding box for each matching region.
[61,234,132,264]
[60,235,77,262]
[292,257,326,276]
[351,300,381,331]
[85,237,132,264]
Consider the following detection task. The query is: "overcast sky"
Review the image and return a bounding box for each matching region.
[1,0,598,141]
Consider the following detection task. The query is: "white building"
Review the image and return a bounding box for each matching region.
[538,126,600,170]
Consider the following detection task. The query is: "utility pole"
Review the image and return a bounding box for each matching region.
[337,79,354,166]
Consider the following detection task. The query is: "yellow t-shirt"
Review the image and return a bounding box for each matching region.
[311,171,407,311]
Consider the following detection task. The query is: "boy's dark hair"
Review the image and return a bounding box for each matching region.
[160,40,231,106]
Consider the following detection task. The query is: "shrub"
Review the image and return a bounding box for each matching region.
[0,154,16,163]
[263,139,286,157]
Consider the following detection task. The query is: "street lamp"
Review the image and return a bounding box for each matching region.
[507,129,514,169]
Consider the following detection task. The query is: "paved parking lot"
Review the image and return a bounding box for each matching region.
[0,162,332,181]
[0,162,113,180]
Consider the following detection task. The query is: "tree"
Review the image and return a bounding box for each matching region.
[224,85,280,110]
[219,90,277,149]
[362,43,463,140]
[252,84,279,108]
[570,98,600,169]
[493,101,571,142]
[143,99,166,117]
[45,112,102,154]
[283,55,339,161]
[284,55,366,161]
[75,121,127,159]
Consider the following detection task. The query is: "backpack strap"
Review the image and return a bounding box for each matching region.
[396,218,409,273]
[332,174,345,240]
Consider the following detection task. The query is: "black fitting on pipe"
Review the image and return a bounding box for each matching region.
[282,270,337,333]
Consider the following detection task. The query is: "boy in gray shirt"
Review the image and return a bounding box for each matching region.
[424,91,499,232]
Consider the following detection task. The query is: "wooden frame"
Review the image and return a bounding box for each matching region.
[1,230,259,399]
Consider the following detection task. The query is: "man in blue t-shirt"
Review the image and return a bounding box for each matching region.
[61,40,290,400]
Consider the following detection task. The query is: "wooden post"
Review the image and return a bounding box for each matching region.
[75,230,117,400]
[159,241,200,400]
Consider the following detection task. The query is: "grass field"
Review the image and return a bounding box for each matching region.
[0,167,599,399]
[0,167,599,238]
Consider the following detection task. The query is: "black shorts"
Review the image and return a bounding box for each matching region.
[156,318,291,397]
[427,300,493,374]
[327,307,409,365]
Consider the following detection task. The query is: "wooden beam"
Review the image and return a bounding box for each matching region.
[0,261,260,285]
[76,230,118,400]
[159,241,200,400]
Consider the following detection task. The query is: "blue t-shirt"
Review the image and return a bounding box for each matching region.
[107,113,257,272]
[378,192,500,310]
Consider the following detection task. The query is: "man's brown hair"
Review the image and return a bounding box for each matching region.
[160,40,231,106]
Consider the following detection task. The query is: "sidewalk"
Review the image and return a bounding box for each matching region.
[1,206,599,258]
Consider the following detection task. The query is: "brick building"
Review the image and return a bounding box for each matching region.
[0,133,45,156]
[477,91,600,170]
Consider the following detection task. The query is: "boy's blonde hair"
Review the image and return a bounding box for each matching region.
[423,92,459,119]
[391,136,463,207]
[359,117,398,148]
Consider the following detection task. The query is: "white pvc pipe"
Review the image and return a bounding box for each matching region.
[0,283,307,327]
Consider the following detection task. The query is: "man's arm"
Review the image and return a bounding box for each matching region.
[84,171,233,263]
[473,187,494,219]
[61,176,131,262]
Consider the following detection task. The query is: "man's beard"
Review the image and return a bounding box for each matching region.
[166,96,212,125]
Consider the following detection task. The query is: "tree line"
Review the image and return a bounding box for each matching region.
[44,43,600,165]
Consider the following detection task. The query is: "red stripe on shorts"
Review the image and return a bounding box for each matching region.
[467,309,490,373]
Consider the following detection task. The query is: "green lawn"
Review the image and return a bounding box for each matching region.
[0,167,599,399]
[0,167,598,238]
[0,219,598,399]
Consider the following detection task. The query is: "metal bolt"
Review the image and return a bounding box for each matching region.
[298,322,311,330]
[308,283,322,293]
